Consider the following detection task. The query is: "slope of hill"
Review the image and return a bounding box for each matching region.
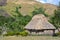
[14,0,57,16]
[0,0,57,17]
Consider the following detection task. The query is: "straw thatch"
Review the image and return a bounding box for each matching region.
[25,14,56,30]
[0,0,7,6]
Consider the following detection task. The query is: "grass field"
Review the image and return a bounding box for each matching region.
[0,36,60,40]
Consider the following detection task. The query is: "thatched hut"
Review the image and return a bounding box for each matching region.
[25,14,56,35]
[0,0,7,6]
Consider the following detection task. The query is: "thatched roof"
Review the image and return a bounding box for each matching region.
[25,14,56,30]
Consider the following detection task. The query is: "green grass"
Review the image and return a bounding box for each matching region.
[1,36,60,40]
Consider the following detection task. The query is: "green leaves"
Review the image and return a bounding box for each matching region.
[32,7,46,16]
[0,5,48,35]
[50,9,60,29]
[0,5,32,34]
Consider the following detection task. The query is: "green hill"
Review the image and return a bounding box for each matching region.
[0,0,57,17]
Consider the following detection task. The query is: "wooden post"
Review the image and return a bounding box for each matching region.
[29,30,32,35]
[53,30,55,36]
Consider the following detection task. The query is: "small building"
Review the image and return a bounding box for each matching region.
[25,14,56,35]
[0,0,7,6]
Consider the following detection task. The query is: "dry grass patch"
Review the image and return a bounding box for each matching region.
[1,36,60,40]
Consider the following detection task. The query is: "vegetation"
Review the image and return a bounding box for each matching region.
[0,4,47,36]
[48,2,60,36]
[32,7,48,17]
[56,32,60,37]
[0,4,32,36]
[50,10,60,29]
[49,2,60,29]
[0,0,59,36]
[4,31,28,36]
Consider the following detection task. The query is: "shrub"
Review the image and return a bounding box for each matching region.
[32,7,48,17]
[15,32,20,36]
[4,31,29,36]
[4,31,15,36]
[19,31,28,36]
[55,32,60,36]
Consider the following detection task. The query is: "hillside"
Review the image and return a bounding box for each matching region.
[0,0,60,36]
[14,0,57,16]
[0,0,57,17]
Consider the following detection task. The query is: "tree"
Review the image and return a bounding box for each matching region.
[50,2,60,29]
[0,5,32,35]
[32,7,48,17]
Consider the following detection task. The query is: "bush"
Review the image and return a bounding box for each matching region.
[32,7,48,17]
[19,31,28,36]
[55,32,60,36]
[4,31,15,36]
[4,31,29,36]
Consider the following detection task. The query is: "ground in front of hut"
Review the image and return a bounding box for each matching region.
[1,36,60,40]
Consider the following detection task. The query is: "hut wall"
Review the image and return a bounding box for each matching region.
[44,30,53,35]
[27,30,54,35]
